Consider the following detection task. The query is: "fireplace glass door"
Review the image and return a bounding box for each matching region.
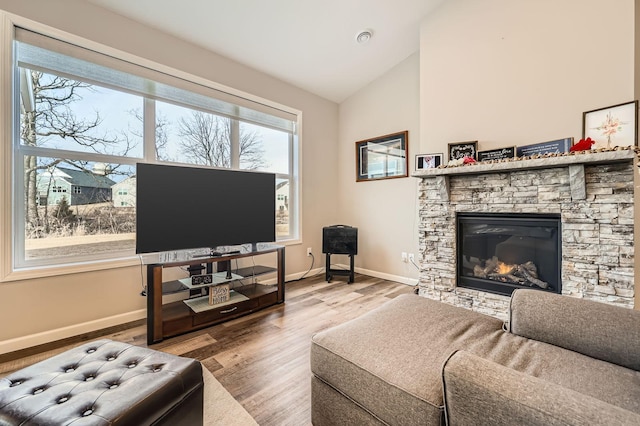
[457,213,561,296]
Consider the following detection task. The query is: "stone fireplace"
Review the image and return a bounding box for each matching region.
[414,149,637,320]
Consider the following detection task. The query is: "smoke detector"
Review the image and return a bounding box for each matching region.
[355,29,373,44]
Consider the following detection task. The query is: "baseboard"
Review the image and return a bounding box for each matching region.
[0,309,146,355]
[0,267,413,355]
[258,268,325,284]
[344,264,419,287]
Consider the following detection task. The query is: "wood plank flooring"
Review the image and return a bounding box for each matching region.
[0,273,414,425]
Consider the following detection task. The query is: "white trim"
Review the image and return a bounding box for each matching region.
[1,10,302,279]
[3,256,142,282]
[262,263,418,287]
[0,15,14,282]
[257,267,324,285]
[347,264,419,287]
[0,309,146,355]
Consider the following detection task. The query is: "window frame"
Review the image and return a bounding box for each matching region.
[0,14,302,282]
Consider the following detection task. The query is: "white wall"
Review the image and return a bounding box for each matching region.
[419,0,634,156]
[338,53,421,285]
[0,0,339,353]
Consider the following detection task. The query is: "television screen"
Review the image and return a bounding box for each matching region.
[136,163,276,254]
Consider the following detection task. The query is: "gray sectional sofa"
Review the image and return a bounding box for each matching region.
[310,289,640,425]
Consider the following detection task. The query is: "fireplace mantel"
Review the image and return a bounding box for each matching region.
[414,147,636,319]
[412,148,637,178]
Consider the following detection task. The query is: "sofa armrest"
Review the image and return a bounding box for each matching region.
[442,350,640,426]
[509,289,640,371]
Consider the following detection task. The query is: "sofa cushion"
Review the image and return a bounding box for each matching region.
[509,289,640,371]
[443,350,640,426]
[310,294,506,425]
[480,328,640,415]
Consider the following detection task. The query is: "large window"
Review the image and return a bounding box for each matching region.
[10,27,299,271]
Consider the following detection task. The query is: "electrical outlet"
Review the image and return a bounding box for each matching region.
[401,252,408,263]
[408,253,415,263]
[307,247,312,257]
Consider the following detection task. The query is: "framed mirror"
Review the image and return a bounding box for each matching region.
[355,131,408,182]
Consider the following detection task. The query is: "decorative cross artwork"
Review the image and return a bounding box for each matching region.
[583,101,638,149]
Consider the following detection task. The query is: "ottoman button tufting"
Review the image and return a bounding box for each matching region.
[0,339,204,425]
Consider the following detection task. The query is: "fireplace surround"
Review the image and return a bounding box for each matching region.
[413,148,636,319]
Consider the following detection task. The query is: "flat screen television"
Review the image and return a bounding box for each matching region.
[135,163,276,254]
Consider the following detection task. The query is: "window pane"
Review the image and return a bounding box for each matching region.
[24,157,136,261]
[156,101,232,166]
[276,178,290,238]
[19,68,144,158]
[240,122,289,174]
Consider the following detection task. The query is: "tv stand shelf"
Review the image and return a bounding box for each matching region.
[147,244,284,344]
[233,265,277,278]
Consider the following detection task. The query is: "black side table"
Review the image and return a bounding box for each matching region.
[325,253,355,284]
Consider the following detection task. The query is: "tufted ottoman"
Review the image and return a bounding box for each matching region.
[0,339,203,425]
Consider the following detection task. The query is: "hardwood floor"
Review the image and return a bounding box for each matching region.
[0,273,414,425]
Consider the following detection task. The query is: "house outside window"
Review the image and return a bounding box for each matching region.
[6,25,300,274]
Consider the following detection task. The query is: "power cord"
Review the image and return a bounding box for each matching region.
[139,254,147,296]
[409,256,420,271]
[287,252,315,283]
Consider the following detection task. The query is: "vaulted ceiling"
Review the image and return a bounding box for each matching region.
[85,0,444,103]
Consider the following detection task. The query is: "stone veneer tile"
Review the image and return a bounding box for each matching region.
[416,156,636,319]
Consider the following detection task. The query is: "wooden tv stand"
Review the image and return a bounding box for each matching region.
[147,244,284,344]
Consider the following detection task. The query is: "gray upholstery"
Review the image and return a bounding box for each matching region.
[443,350,640,426]
[311,294,505,425]
[0,339,203,426]
[509,289,640,370]
[311,292,640,426]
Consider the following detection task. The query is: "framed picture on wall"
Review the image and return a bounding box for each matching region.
[448,141,478,162]
[355,131,409,182]
[415,153,443,170]
[582,101,638,149]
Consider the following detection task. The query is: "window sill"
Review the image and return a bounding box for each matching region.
[1,255,143,282]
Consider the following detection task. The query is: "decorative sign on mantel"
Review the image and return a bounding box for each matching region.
[516,138,573,157]
[478,146,516,162]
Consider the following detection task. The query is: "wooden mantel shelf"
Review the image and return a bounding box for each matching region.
[412,148,637,178]
[412,148,638,202]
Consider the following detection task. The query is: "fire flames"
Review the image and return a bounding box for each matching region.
[496,261,513,275]
[472,256,549,289]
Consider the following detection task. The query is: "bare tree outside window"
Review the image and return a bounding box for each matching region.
[19,69,139,259]
[177,111,266,169]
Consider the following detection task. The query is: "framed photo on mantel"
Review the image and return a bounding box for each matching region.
[415,153,443,170]
[448,141,478,162]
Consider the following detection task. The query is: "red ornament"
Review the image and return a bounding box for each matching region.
[570,137,595,152]
[463,156,476,164]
